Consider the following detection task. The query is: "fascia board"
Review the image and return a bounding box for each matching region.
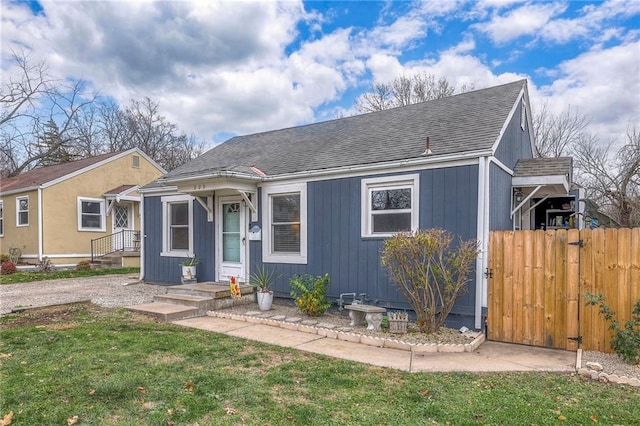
[0,186,39,197]
[490,85,525,155]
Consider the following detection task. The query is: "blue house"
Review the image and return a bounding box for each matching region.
[140,80,573,330]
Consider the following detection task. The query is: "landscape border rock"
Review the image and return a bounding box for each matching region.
[207,310,485,353]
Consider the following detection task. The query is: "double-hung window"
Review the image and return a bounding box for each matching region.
[77,197,106,231]
[161,195,193,257]
[262,183,307,264]
[361,174,419,237]
[16,196,29,227]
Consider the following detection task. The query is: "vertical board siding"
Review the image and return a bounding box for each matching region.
[488,228,640,352]
[489,163,515,231]
[493,100,534,169]
[143,196,215,284]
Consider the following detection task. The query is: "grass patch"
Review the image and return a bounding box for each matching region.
[1,303,639,425]
[0,267,139,285]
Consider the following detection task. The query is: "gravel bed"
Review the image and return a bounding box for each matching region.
[581,350,640,380]
[0,275,167,315]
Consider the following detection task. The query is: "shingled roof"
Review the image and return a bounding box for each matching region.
[163,80,527,181]
[514,157,573,178]
[1,151,123,194]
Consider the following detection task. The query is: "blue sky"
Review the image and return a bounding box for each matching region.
[2,1,639,148]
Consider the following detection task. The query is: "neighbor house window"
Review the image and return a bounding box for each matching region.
[0,201,4,236]
[132,155,140,168]
[262,183,307,264]
[77,197,106,231]
[361,174,419,237]
[16,196,29,227]
[161,194,193,257]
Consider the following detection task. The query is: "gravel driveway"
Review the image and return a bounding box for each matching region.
[0,275,167,315]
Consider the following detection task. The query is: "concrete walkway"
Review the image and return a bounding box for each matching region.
[173,316,578,373]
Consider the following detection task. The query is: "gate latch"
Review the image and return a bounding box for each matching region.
[568,336,583,344]
[569,240,584,247]
[484,268,493,279]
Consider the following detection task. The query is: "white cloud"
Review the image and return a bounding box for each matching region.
[474,2,567,44]
[537,41,640,143]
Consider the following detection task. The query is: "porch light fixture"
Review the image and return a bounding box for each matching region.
[514,188,523,202]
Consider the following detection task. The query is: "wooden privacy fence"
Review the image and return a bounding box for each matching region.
[487,228,640,352]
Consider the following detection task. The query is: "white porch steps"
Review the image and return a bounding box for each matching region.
[126,282,255,322]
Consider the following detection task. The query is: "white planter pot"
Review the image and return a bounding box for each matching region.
[256,291,273,311]
[182,265,196,281]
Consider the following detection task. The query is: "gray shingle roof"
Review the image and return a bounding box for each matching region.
[165,80,526,180]
[514,157,573,177]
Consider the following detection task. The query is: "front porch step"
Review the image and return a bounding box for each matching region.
[167,282,254,299]
[127,302,199,322]
[126,282,256,322]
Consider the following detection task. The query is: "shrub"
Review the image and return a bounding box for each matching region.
[290,273,331,316]
[585,293,640,365]
[37,256,56,273]
[1,261,17,275]
[76,260,92,271]
[381,229,478,333]
[0,254,9,263]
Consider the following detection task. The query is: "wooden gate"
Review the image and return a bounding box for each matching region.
[487,228,640,352]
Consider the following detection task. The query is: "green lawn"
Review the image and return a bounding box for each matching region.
[0,267,139,285]
[1,303,638,425]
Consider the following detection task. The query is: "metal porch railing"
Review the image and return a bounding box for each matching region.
[91,230,141,261]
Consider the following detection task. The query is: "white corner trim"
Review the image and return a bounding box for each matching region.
[490,85,526,155]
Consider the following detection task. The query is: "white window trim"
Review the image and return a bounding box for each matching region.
[77,197,106,232]
[262,182,307,264]
[0,200,4,236]
[361,174,419,238]
[161,194,194,258]
[16,195,29,227]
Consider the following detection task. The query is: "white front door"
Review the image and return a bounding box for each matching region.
[112,203,133,250]
[217,197,246,282]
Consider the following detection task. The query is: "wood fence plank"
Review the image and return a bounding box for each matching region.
[554,230,568,349]
[533,230,546,346]
[488,231,503,341]
[512,231,525,344]
[632,228,640,309]
[503,231,514,342]
[566,229,580,350]
[591,229,608,352]
[579,229,595,351]
[603,228,618,351]
[543,230,556,348]
[616,228,631,323]
[522,231,534,345]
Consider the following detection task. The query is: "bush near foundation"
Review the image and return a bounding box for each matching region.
[1,261,17,275]
[381,229,478,333]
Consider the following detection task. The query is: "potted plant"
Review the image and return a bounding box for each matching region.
[250,265,282,311]
[181,255,199,282]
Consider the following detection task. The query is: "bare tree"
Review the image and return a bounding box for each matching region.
[1,53,97,177]
[573,125,640,227]
[355,72,469,113]
[533,102,590,157]
[1,53,201,176]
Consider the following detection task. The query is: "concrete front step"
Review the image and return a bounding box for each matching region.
[126,282,257,322]
[167,282,254,299]
[127,302,199,322]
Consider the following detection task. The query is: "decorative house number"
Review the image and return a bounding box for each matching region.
[193,184,206,190]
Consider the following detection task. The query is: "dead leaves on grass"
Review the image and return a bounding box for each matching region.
[1,411,13,426]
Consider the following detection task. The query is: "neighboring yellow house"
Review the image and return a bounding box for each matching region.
[0,149,165,267]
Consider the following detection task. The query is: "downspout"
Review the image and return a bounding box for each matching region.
[482,157,491,311]
[38,187,43,261]
[139,195,145,282]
